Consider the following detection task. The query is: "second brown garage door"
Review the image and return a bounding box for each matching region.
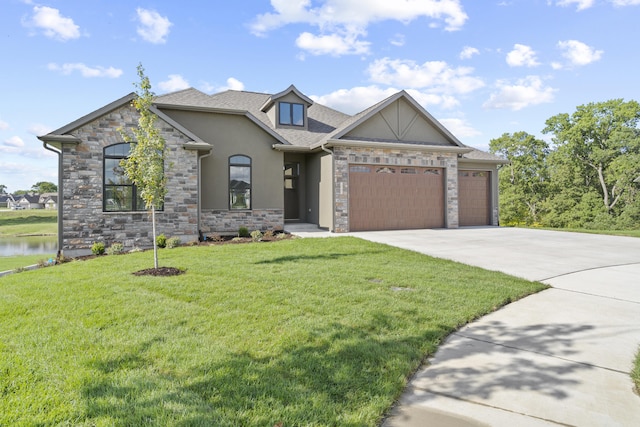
[349,164,444,231]
[458,170,490,226]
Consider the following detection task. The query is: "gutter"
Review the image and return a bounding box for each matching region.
[41,141,63,258]
[319,138,474,154]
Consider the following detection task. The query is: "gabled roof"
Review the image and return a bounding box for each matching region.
[313,90,466,149]
[260,84,314,111]
[39,92,210,151]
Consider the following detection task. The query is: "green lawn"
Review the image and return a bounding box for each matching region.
[0,254,54,272]
[634,348,640,396]
[0,209,57,236]
[0,237,545,426]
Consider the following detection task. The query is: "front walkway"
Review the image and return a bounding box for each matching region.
[289,226,640,426]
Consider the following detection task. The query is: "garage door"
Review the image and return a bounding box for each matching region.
[349,165,444,231]
[458,170,490,226]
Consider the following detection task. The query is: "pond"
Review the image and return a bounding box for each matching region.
[0,236,58,257]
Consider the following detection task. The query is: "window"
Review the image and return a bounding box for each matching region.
[229,155,251,210]
[103,143,145,212]
[279,102,304,126]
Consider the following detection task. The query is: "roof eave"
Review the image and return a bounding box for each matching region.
[317,139,473,154]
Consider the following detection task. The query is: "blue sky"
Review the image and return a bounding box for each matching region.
[1,0,638,193]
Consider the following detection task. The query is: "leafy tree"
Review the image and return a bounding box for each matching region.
[543,99,640,219]
[489,132,550,225]
[0,184,7,194]
[119,64,168,269]
[31,181,57,193]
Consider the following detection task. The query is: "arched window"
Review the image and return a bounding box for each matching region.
[103,143,145,212]
[229,155,251,210]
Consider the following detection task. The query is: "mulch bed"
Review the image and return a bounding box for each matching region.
[132,266,185,277]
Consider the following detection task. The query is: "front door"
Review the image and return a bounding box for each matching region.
[284,162,299,220]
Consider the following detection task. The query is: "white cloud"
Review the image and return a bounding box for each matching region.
[610,0,640,5]
[556,39,603,67]
[158,74,190,92]
[554,0,595,10]
[459,46,479,60]
[251,0,468,34]
[483,76,556,111]
[24,6,81,41]
[222,77,245,91]
[296,31,370,56]
[4,136,24,148]
[0,119,9,131]
[250,0,467,56]
[390,34,405,47]
[311,85,460,115]
[506,44,539,67]
[438,117,482,138]
[28,123,53,136]
[367,57,485,94]
[47,63,123,78]
[136,8,172,44]
[311,86,400,114]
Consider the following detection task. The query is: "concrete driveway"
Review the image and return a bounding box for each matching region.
[349,227,640,427]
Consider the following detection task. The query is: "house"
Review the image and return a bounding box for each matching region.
[17,193,43,210]
[42,194,58,210]
[39,85,506,256]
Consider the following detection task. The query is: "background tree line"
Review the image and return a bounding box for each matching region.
[490,99,640,230]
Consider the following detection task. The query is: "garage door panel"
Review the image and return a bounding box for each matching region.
[349,165,444,231]
[459,170,490,226]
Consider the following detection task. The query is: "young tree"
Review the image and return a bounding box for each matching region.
[119,64,168,269]
[489,132,550,224]
[543,99,640,217]
[0,184,7,194]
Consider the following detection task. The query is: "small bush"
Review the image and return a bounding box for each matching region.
[91,242,105,256]
[276,232,289,240]
[250,230,263,242]
[263,230,274,239]
[209,233,224,242]
[166,237,181,249]
[156,234,167,248]
[106,242,125,255]
[231,237,244,242]
[238,226,250,238]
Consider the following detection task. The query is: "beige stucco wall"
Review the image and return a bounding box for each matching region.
[161,110,284,209]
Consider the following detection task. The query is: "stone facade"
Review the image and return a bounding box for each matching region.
[331,146,459,232]
[200,209,284,235]
[60,105,199,256]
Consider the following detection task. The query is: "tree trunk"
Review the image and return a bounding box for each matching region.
[152,204,158,269]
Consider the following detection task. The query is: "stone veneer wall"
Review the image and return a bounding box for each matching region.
[332,146,459,232]
[60,104,199,256]
[200,209,284,235]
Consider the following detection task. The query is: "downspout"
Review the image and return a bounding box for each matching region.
[197,149,213,240]
[42,142,63,258]
[320,143,335,232]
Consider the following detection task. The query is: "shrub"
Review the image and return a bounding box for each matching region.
[263,229,274,239]
[156,233,167,248]
[106,242,125,255]
[238,226,250,238]
[209,232,223,242]
[166,237,181,249]
[276,232,289,240]
[250,230,263,242]
[91,242,105,256]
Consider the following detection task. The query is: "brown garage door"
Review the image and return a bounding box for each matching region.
[349,165,444,231]
[458,170,490,226]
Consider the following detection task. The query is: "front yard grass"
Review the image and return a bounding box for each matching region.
[0,237,546,426]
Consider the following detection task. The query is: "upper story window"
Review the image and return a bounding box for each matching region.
[229,155,251,210]
[279,102,304,126]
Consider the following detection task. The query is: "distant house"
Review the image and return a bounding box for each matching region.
[40,84,506,256]
[42,195,58,210]
[0,194,9,209]
[18,193,43,209]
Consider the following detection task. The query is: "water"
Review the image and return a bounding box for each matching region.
[0,236,58,257]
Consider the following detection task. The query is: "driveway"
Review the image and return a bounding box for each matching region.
[350,227,640,427]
